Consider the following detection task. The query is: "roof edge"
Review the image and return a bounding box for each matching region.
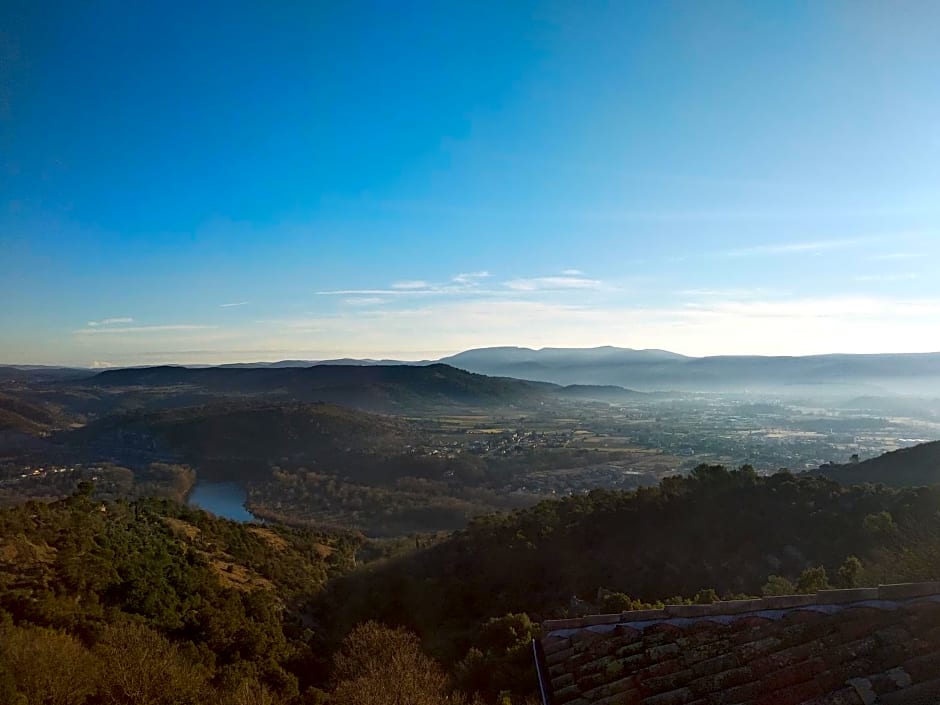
[542,581,940,632]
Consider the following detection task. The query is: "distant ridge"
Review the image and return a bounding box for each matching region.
[0,366,93,383]
[439,345,690,373]
[10,346,940,396]
[214,358,427,368]
[436,347,940,395]
[87,363,559,411]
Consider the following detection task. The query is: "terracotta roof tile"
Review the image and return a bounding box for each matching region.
[640,687,696,705]
[537,583,940,705]
[686,663,754,695]
[798,687,865,705]
[711,679,766,704]
[903,651,940,681]
[878,678,940,705]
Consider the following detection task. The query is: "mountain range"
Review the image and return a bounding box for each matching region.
[5,346,940,396]
[438,347,940,395]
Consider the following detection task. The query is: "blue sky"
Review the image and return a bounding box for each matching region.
[2,1,939,366]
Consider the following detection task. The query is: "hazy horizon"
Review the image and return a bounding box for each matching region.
[3,3,940,367]
[6,344,940,371]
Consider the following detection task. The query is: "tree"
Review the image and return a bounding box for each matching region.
[796,566,830,594]
[455,613,540,698]
[0,660,22,705]
[0,624,97,705]
[864,511,898,538]
[331,622,452,705]
[693,589,719,605]
[598,592,650,613]
[837,556,863,588]
[225,678,281,705]
[94,621,210,705]
[690,464,731,485]
[761,575,796,596]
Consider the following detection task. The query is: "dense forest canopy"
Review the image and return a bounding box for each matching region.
[816,440,940,487]
[313,466,940,690]
[0,489,361,703]
[5,458,938,703]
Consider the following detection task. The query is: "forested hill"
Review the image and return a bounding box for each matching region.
[816,440,940,487]
[0,491,362,702]
[318,467,940,668]
[63,401,417,467]
[6,468,940,703]
[86,363,557,410]
[0,366,90,384]
[0,393,60,435]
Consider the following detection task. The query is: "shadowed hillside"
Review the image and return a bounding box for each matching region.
[316,466,940,675]
[63,401,416,467]
[0,394,59,435]
[817,440,940,487]
[87,363,557,411]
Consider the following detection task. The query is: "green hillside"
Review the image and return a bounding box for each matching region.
[316,466,940,687]
[817,441,940,487]
[5,465,940,703]
[0,489,362,703]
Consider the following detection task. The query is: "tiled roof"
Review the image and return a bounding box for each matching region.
[536,583,940,705]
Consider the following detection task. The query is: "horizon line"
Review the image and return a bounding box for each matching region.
[4,346,940,370]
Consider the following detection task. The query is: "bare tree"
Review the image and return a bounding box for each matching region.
[0,624,97,705]
[94,621,210,705]
[332,622,454,705]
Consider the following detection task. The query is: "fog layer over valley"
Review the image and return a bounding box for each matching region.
[2,355,939,534]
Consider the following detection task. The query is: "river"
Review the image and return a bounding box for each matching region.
[187,481,256,522]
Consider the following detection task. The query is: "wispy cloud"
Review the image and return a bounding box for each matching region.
[255,293,940,359]
[452,271,490,284]
[75,324,215,335]
[87,317,134,327]
[679,287,785,299]
[320,271,608,299]
[680,295,940,320]
[504,275,602,291]
[867,252,921,261]
[320,271,494,297]
[318,288,444,296]
[723,231,930,259]
[342,297,389,306]
[220,301,249,308]
[854,273,919,283]
[724,237,873,258]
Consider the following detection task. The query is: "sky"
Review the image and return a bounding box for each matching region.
[1,1,939,367]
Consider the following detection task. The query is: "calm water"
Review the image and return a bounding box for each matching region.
[187,482,256,522]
